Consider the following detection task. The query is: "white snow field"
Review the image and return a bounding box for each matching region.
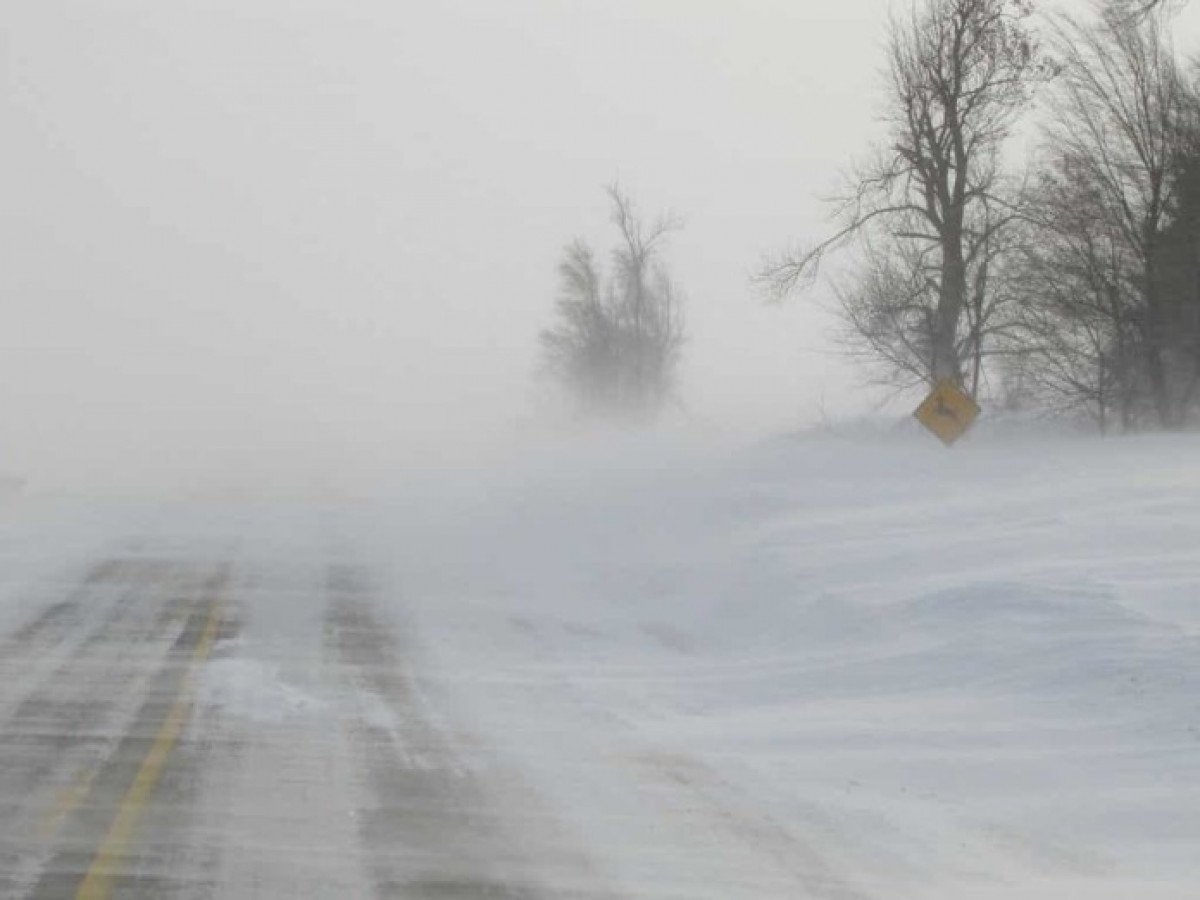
[0,429,1198,898]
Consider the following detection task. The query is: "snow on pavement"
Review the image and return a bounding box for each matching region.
[0,429,1196,897]
[361,429,1200,898]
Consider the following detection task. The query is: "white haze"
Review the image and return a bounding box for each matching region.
[4,0,1200,491]
[4,5,1200,894]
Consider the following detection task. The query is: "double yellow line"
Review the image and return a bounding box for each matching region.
[74,600,223,900]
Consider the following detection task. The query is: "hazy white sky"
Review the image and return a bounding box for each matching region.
[3,1,1198,486]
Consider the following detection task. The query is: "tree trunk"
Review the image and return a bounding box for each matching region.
[933,228,967,384]
[1143,240,1173,428]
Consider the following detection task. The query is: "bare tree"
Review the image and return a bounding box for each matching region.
[1003,172,1143,431]
[540,186,685,420]
[1108,0,1187,19]
[831,234,941,391]
[834,194,1026,397]
[1019,7,1199,428]
[760,0,1043,390]
[1160,137,1200,417]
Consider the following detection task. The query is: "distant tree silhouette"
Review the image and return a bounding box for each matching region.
[540,187,685,420]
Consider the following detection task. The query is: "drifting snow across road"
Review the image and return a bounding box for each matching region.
[0,428,1196,897]
[368,426,1200,899]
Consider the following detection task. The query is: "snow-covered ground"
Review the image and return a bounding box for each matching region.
[356,428,1200,898]
[0,429,1197,897]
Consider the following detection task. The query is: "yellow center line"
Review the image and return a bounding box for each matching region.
[74,600,222,900]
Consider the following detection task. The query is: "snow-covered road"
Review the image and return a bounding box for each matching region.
[0,532,609,898]
[1,429,1199,898]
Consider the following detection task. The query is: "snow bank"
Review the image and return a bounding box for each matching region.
[360,427,1200,898]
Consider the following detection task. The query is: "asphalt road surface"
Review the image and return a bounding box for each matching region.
[6,474,1191,900]
[0,497,896,900]
[0,538,618,899]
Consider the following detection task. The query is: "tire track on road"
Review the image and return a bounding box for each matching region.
[325,564,556,900]
[0,559,175,721]
[14,561,236,899]
[0,560,219,894]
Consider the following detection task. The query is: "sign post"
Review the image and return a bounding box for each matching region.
[914,379,980,446]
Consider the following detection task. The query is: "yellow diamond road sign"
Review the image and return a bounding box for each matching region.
[914,379,980,446]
